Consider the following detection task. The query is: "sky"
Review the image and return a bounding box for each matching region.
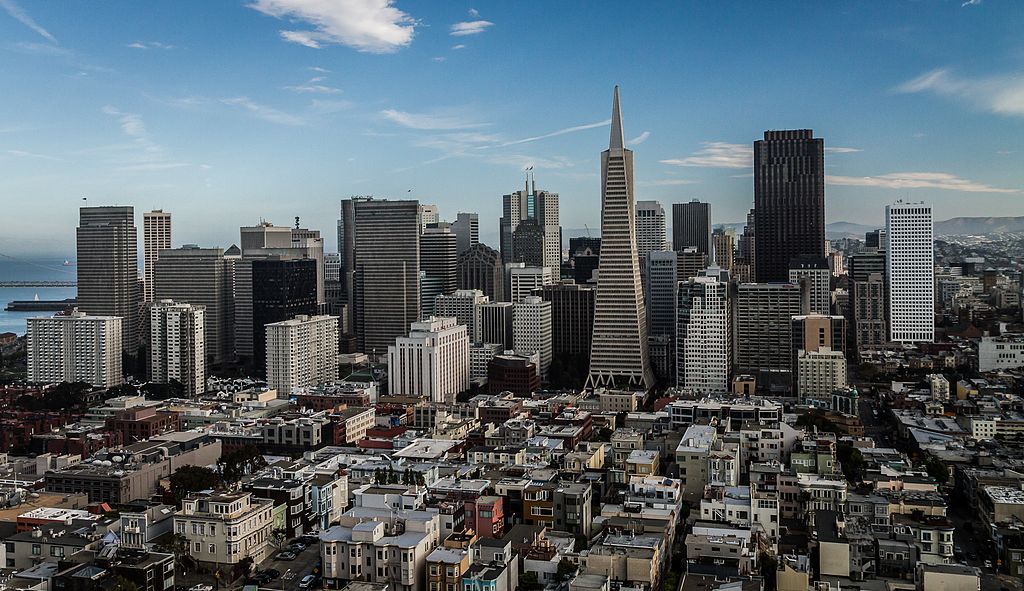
[0,0,1022,257]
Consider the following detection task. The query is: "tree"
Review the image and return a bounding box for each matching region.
[556,558,577,581]
[269,528,288,550]
[170,465,220,501]
[837,443,865,484]
[217,445,267,485]
[759,552,778,591]
[520,572,542,591]
[238,556,255,580]
[108,575,139,591]
[924,456,949,484]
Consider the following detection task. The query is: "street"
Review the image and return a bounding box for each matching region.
[256,544,321,591]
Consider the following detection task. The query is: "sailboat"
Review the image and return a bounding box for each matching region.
[62,260,72,266]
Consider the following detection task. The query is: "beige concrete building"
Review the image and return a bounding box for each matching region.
[27,311,123,388]
[143,210,171,303]
[150,300,205,395]
[173,491,275,566]
[265,314,339,396]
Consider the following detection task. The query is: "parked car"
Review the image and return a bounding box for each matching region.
[276,551,297,561]
[265,569,281,580]
[299,575,317,589]
[289,542,308,553]
[300,534,319,544]
[984,560,993,569]
[190,586,213,591]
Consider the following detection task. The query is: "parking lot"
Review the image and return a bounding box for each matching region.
[255,543,321,590]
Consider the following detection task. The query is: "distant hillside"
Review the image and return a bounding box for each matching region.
[936,216,1024,236]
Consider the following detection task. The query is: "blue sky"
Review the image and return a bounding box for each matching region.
[0,0,1022,256]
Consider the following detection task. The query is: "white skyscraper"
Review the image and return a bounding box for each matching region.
[150,300,206,395]
[508,264,555,303]
[513,296,553,378]
[789,258,831,316]
[635,200,667,259]
[387,317,469,403]
[27,311,123,388]
[419,203,440,230]
[885,201,934,343]
[143,210,171,303]
[676,276,730,393]
[265,314,340,396]
[586,86,654,390]
[434,289,488,338]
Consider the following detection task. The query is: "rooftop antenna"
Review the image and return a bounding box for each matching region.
[531,169,536,196]
[295,216,300,229]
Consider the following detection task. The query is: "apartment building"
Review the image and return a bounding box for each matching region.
[173,491,275,565]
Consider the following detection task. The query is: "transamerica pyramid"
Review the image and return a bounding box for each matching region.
[585,86,655,390]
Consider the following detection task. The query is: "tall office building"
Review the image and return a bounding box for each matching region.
[795,349,847,405]
[265,314,339,396]
[27,311,123,388]
[735,209,756,283]
[541,282,595,360]
[586,87,654,390]
[511,219,546,267]
[500,176,560,270]
[886,201,935,343]
[246,257,318,371]
[475,302,514,349]
[513,296,553,378]
[150,300,205,396]
[753,130,826,282]
[143,210,171,303]
[452,212,480,256]
[635,200,667,260]
[734,283,805,386]
[677,276,730,393]
[340,198,421,355]
[419,204,440,230]
[77,206,139,354]
[645,250,677,382]
[712,228,735,272]
[153,246,234,363]
[853,273,887,353]
[291,224,326,306]
[791,314,847,357]
[435,289,488,338]
[458,244,505,302]
[421,223,459,297]
[676,247,708,282]
[388,317,469,404]
[672,200,712,255]
[508,265,555,303]
[789,257,832,316]
[240,222,292,253]
[568,237,601,286]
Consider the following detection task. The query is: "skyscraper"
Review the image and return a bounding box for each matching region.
[672,200,712,256]
[733,282,805,386]
[475,301,514,348]
[541,282,595,361]
[153,246,234,364]
[508,265,554,304]
[435,289,488,338]
[388,317,469,404]
[77,206,139,354]
[586,87,654,390]
[150,300,206,396]
[418,204,440,230]
[452,212,480,256]
[265,314,339,396]
[645,250,677,382]
[341,198,422,354]
[753,130,826,282]
[789,257,832,316]
[458,244,505,302]
[500,176,560,269]
[853,273,886,354]
[635,200,667,260]
[676,275,730,393]
[712,228,735,272]
[886,201,934,343]
[27,311,123,388]
[513,296,552,378]
[421,223,459,297]
[143,210,171,303]
[248,257,318,371]
[240,222,292,253]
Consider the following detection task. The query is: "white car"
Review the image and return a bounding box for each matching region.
[299,574,317,588]
[190,586,214,591]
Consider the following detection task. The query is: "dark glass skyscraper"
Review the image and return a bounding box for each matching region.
[672,200,711,255]
[251,257,318,373]
[753,130,825,282]
[77,206,139,355]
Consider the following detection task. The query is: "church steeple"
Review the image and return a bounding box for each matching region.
[609,85,624,150]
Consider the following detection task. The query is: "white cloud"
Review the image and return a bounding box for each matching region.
[249,0,416,53]
[498,119,610,147]
[895,68,1024,117]
[962,0,981,6]
[432,56,446,62]
[127,41,174,50]
[308,66,330,73]
[100,106,191,172]
[310,99,354,114]
[380,109,484,130]
[628,131,650,145]
[468,8,479,17]
[221,97,307,126]
[485,154,573,170]
[451,44,466,50]
[7,149,63,161]
[450,20,493,36]
[0,0,57,44]
[826,172,1018,193]
[284,80,343,94]
[661,142,752,168]
[825,146,861,153]
[102,105,147,137]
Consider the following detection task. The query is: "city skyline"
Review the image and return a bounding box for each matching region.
[1,1,1022,257]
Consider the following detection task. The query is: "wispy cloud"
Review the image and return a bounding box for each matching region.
[127,41,174,50]
[308,66,330,73]
[895,68,1024,117]
[962,0,981,6]
[825,146,861,153]
[100,105,191,172]
[498,119,610,147]
[484,154,573,170]
[309,99,354,114]
[0,0,57,44]
[284,76,342,94]
[468,8,480,17]
[221,97,307,126]
[431,56,446,63]
[102,105,147,137]
[452,44,466,50]
[450,20,493,36]
[381,109,484,130]
[628,131,650,146]
[249,0,416,53]
[661,142,752,168]
[7,149,63,161]
[826,172,1018,193]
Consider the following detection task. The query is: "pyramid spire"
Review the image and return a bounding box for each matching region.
[609,85,624,150]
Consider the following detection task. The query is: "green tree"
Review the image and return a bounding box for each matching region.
[759,552,778,591]
[520,572,542,591]
[556,558,577,581]
[837,443,865,483]
[269,528,288,550]
[924,456,949,484]
[170,465,220,501]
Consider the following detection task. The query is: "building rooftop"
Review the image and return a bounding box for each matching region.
[984,485,1024,505]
